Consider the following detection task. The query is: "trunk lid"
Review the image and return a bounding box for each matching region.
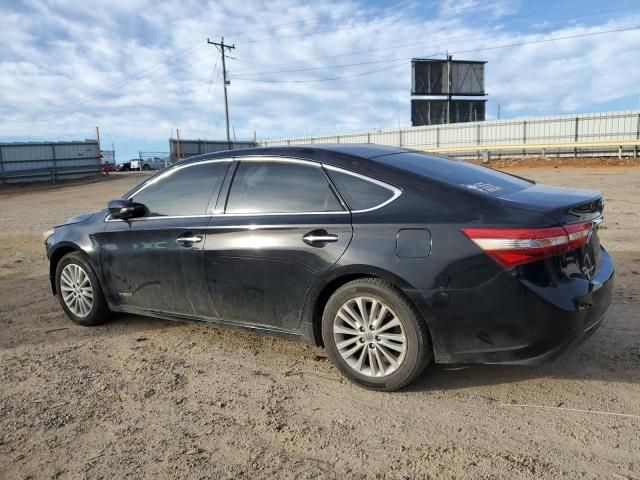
[491,183,604,278]
[495,183,603,224]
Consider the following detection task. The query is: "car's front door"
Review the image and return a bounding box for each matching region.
[98,160,231,316]
[202,158,353,331]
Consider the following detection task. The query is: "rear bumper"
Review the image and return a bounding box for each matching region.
[406,248,614,365]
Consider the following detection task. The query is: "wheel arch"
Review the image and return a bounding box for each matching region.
[49,242,84,294]
[303,265,433,348]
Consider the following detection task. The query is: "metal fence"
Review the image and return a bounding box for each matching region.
[169,139,256,163]
[260,110,640,159]
[0,140,101,184]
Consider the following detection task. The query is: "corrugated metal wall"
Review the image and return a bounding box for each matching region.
[169,139,256,163]
[0,141,101,184]
[259,110,640,158]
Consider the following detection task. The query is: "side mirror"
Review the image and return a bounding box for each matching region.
[108,198,147,219]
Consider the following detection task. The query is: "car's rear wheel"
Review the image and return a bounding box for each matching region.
[55,252,110,326]
[322,278,432,391]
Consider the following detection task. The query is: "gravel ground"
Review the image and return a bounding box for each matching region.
[0,166,639,479]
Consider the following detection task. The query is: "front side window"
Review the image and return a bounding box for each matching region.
[326,169,397,211]
[131,161,229,217]
[226,160,343,214]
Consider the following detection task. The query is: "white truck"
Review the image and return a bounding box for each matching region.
[130,157,166,171]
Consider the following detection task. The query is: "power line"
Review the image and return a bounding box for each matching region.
[10,50,217,124]
[244,15,405,44]
[24,42,207,122]
[6,4,639,125]
[205,64,222,140]
[231,57,409,77]
[231,63,406,84]
[24,8,402,121]
[452,24,640,55]
[240,0,511,44]
[231,4,640,75]
[224,5,359,39]
[20,7,377,121]
[229,25,640,84]
[229,32,466,75]
[196,58,220,136]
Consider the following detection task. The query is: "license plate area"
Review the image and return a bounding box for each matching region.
[582,226,601,278]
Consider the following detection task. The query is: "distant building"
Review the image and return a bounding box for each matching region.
[101,150,115,164]
[0,140,101,183]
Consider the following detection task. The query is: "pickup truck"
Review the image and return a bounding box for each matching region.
[131,157,165,171]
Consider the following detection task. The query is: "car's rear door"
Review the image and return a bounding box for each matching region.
[202,157,352,331]
[98,160,231,316]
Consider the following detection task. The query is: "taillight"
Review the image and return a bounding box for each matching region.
[461,220,595,268]
[564,221,592,249]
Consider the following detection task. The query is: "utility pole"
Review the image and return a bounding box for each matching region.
[446,54,453,124]
[95,126,103,163]
[176,129,182,161]
[207,37,235,145]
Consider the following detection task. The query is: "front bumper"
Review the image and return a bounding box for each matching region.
[406,248,615,365]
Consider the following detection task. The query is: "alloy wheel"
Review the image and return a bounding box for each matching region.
[333,296,407,377]
[60,264,94,318]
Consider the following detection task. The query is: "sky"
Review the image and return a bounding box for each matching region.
[1,0,639,160]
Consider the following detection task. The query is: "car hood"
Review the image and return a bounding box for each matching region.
[56,212,97,228]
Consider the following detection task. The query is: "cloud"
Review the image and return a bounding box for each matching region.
[0,0,639,158]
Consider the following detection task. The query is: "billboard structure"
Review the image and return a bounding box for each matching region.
[411,100,486,126]
[411,57,487,126]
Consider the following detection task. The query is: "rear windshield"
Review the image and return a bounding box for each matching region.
[376,152,532,196]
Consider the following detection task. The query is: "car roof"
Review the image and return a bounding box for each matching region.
[183,144,416,171]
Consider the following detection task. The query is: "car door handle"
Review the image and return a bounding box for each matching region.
[303,231,338,246]
[176,234,203,246]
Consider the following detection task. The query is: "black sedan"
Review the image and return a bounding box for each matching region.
[44,145,613,390]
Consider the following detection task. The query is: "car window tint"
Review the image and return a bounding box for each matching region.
[327,169,395,211]
[132,161,228,217]
[226,161,343,214]
[375,152,532,196]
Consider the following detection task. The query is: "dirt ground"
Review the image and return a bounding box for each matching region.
[1,165,639,479]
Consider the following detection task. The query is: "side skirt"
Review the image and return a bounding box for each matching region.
[111,305,317,345]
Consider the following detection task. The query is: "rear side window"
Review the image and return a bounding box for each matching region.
[375,152,532,196]
[226,161,343,214]
[131,161,229,217]
[326,169,397,211]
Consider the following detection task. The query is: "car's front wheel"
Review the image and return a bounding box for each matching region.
[55,252,110,326]
[322,278,432,391]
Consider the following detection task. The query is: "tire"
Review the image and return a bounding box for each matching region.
[322,278,432,391]
[142,165,151,171]
[55,252,110,326]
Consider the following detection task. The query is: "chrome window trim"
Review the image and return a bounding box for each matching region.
[212,210,349,217]
[105,211,350,222]
[232,155,320,167]
[105,156,401,222]
[322,164,403,213]
[105,214,211,222]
